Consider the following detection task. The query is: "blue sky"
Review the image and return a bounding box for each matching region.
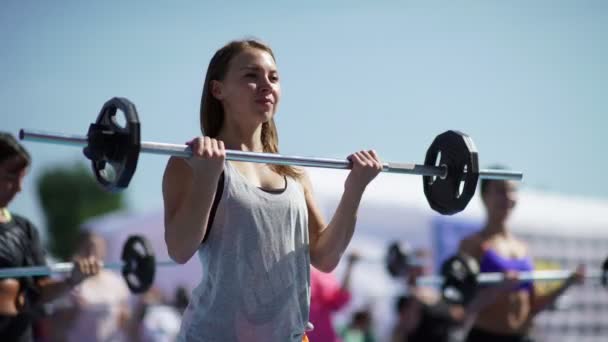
[2,1,606,239]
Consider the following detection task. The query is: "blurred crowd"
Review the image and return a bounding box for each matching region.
[31,231,189,342]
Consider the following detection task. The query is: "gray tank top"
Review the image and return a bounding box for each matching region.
[178,161,311,342]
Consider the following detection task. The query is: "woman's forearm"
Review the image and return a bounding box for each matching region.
[530,277,576,316]
[38,278,75,304]
[310,186,364,272]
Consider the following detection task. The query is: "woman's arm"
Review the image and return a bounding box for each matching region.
[162,137,225,264]
[37,278,77,303]
[529,264,584,317]
[303,151,382,272]
[162,158,219,263]
[37,257,101,303]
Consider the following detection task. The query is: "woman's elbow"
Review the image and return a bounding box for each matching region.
[167,248,191,265]
[311,254,339,273]
[165,231,195,264]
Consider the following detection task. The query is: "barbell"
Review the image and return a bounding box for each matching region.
[438,254,608,305]
[385,244,608,305]
[19,97,523,215]
[0,235,175,294]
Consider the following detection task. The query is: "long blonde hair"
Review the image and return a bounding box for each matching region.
[200,39,301,179]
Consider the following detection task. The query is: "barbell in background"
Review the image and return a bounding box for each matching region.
[0,235,175,294]
[385,242,608,305]
[440,254,608,305]
[428,268,606,304]
[19,97,523,215]
[0,260,175,279]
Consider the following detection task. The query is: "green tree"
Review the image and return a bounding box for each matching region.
[36,162,125,260]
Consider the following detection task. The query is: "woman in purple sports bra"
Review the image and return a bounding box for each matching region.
[459,174,585,342]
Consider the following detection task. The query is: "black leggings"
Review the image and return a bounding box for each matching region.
[466,327,534,342]
[0,314,32,342]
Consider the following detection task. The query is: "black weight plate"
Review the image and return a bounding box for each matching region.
[386,242,410,277]
[423,130,480,215]
[440,254,479,305]
[85,97,140,192]
[121,235,156,294]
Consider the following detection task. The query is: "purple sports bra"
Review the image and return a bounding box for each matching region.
[479,249,534,292]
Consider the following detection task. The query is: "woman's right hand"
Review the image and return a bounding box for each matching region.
[185,136,226,178]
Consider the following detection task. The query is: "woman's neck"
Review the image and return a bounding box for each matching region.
[481,218,509,238]
[483,217,510,236]
[217,121,265,152]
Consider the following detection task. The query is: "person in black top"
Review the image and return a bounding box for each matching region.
[392,294,465,342]
[391,248,468,342]
[0,132,100,342]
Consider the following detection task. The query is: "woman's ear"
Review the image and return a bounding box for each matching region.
[211,80,224,100]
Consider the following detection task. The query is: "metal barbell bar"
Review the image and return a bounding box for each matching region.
[0,260,175,279]
[414,269,604,287]
[0,235,175,294]
[18,97,524,215]
[19,130,522,181]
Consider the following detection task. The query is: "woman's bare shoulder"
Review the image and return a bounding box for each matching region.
[458,232,486,260]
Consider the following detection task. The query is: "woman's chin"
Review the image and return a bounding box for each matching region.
[256,109,275,122]
[238,107,275,125]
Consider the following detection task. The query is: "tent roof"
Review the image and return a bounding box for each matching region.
[305,167,608,236]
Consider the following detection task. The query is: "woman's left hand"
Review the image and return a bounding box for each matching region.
[345,150,383,193]
[68,257,101,287]
[569,264,586,285]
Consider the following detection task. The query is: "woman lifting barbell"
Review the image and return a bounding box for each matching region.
[0,132,101,342]
[458,170,585,342]
[161,38,383,342]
